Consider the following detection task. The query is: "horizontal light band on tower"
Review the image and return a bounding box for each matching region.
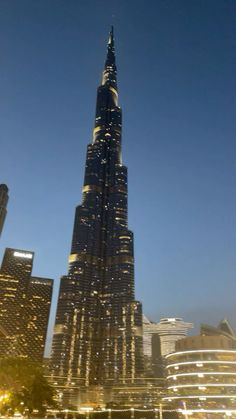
[82,184,127,194]
[13,251,33,259]
[179,409,236,414]
[166,360,236,368]
[168,383,236,389]
[82,185,102,193]
[163,395,236,400]
[69,253,134,265]
[168,371,236,379]
[166,349,236,358]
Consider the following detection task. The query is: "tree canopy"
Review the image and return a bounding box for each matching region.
[0,357,56,415]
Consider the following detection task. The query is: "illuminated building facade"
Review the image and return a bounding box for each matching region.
[155,318,193,357]
[51,28,143,404]
[0,248,34,356]
[142,315,161,377]
[0,248,53,362]
[149,318,193,380]
[164,335,236,417]
[24,276,53,362]
[142,317,193,378]
[0,184,9,237]
[111,377,165,408]
[143,315,159,358]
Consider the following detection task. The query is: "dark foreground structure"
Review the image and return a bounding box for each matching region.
[51,28,143,406]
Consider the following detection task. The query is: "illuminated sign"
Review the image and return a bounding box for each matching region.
[13,251,33,259]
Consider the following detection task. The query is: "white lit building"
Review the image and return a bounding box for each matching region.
[155,318,193,357]
[143,316,193,358]
[143,315,160,357]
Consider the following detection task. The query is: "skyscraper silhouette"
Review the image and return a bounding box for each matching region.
[51,28,143,404]
[0,184,9,237]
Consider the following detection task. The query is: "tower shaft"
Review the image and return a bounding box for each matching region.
[51,29,143,397]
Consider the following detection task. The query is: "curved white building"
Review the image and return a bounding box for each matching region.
[164,335,236,417]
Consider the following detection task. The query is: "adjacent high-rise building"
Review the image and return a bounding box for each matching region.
[154,317,193,357]
[0,248,53,362]
[0,248,34,356]
[142,315,161,376]
[0,184,9,237]
[151,318,193,379]
[51,28,143,404]
[143,315,160,359]
[143,316,193,378]
[24,276,53,362]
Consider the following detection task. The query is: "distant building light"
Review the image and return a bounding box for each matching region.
[13,251,33,259]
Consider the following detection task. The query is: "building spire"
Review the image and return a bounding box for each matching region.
[102,26,117,89]
[108,25,114,46]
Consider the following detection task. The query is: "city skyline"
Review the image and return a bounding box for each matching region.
[1,0,236,354]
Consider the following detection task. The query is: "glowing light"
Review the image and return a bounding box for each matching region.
[179,409,236,414]
[80,407,93,412]
[168,383,236,389]
[0,393,9,402]
[13,251,33,259]
[167,360,236,368]
[163,395,236,400]
[168,372,236,379]
[166,349,236,358]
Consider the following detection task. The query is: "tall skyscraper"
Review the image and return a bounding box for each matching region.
[0,248,34,356]
[24,276,53,362]
[0,248,53,362]
[51,28,143,404]
[0,184,9,237]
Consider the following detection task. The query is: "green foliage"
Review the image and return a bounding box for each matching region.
[0,357,56,415]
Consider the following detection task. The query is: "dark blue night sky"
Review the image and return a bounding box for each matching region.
[1,0,236,353]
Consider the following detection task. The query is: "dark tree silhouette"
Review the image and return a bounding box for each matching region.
[0,357,56,416]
